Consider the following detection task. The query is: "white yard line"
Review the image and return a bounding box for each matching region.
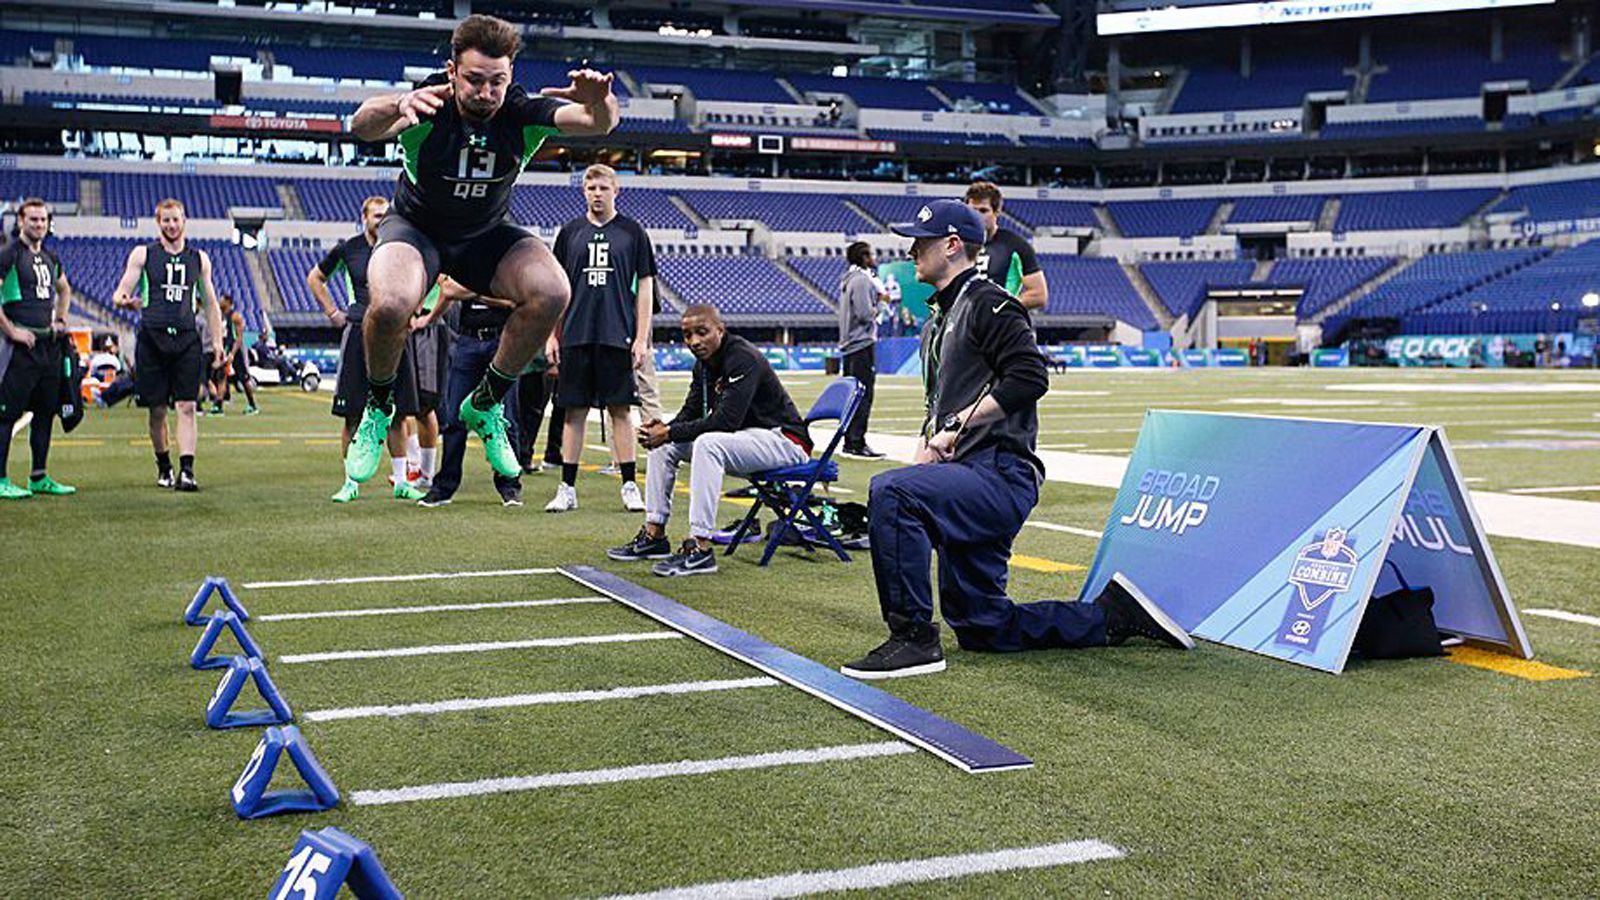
[254,596,611,622]
[278,631,682,664]
[1523,608,1600,628]
[349,741,916,806]
[864,431,1600,550]
[243,567,561,589]
[1503,485,1600,495]
[605,840,1126,899]
[1023,521,1103,540]
[306,677,779,722]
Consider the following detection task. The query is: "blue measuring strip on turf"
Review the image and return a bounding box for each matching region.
[561,566,1031,774]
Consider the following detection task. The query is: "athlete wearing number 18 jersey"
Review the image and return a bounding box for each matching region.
[0,198,76,499]
[345,13,619,487]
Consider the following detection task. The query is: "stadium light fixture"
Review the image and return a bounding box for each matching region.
[1583,292,1600,308]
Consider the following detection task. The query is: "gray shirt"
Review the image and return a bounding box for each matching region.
[838,265,878,355]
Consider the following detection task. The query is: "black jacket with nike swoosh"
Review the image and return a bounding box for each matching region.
[669,333,812,452]
[921,266,1048,482]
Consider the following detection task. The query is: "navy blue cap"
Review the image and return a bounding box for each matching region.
[890,199,986,244]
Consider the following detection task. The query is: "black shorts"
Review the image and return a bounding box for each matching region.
[0,334,63,419]
[135,328,204,408]
[229,348,251,388]
[333,323,419,422]
[556,344,638,409]
[407,322,449,410]
[376,214,536,298]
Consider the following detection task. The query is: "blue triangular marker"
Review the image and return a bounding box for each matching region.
[231,725,339,820]
[184,576,249,626]
[268,827,403,899]
[206,657,292,729]
[190,610,265,669]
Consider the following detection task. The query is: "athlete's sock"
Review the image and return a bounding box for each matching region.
[391,457,407,484]
[419,447,437,477]
[179,454,195,475]
[562,463,579,487]
[470,364,517,412]
[368,373,396,411]
[406,433,422,466]
[156,451,173,476]
[620,461,636,484]
[30,468,45,481]
[0,419,12,478]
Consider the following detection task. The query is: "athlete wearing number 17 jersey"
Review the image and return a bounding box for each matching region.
[344,13,619,487]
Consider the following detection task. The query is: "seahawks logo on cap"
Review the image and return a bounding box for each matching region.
[917,205,932,222]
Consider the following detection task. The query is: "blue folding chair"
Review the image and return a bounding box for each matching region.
[723,376,865,567]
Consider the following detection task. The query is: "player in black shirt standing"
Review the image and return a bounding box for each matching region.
[112,198,226,492]
[0,198,76,499]
[964,182,1048,312]
[545,164,656,513]
[346,14,618,487]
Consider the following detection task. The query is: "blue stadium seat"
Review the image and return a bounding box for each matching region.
[1139,261,1255,317]
[656,254,830,316]
[1334,189,1497,231]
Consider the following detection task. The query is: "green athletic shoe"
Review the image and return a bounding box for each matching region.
[344,402,394,484]
[0,478,32,500]
[27,475,75,496]
[244,405,261,416]
[331,479,361,503]
[393,481,426,501]
[458,396,520,478]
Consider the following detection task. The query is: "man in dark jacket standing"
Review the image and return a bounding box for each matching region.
[841,200,1193,679]
[837,241,884,459]
[607,304,812,578]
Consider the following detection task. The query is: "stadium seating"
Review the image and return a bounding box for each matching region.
[785,74,946,111]
[100,172,281,219]
[1036,255,1155,328]
[1367,35,1569,101]
[999,198,1098,230]
[932,80,1032,115]
[1321,117,1485,139]
[294,178,395,223]
[0,169,80,204]
[1265,256,1397,317]
[1139,260,1255,318]
[1333,188,1497,231]
[655,253,830,316]
[1228,195,1325,224]
[1413,240,1600,333]
[1338,247,1550,321]
[1107,199,1219,237]
[864,128,1013,146]
[630,66,789,103]
[785,255,848,301]
[269,246,344,315]
[678,191,873,233]
[510,185,697,230]
[1492,179,1600,223]
[1172,50,1353,114]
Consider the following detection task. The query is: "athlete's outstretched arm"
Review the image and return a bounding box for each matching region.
[545,69,619,136]
[112,245,147,309]
[351,84,452,142]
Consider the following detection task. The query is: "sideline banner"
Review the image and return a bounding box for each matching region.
[1077,411,1531,673]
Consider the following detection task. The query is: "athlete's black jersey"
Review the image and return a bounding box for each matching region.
[976,228,1040,298]
[391,72,566,239]
[0,241,63,329]
[552,213,655,350]
[139,242,205,333]
[317,234,377,322]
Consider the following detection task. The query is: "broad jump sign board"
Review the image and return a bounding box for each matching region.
[1078,411,1532,673]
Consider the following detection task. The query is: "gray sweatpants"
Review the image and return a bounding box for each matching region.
[635,341,662,423]
[646,427,808,538]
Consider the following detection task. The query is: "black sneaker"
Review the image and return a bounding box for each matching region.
[1095,573,1194,650]
[175,470,200,492]
[841,445,886,460]
[498,483,524,507]
[840,633,946,679]
[156,470,175,489]
[607,526,673,561]
[417,488,453,508]
[651,540,718,577]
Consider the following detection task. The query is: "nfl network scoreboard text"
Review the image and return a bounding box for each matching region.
[1097,0,1553,35]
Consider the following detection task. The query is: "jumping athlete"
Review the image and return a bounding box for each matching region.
[345,13,618,487]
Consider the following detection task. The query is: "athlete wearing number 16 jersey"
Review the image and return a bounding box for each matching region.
[344,13,619,488]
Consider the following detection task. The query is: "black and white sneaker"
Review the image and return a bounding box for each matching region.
[156,470,175,489]
[607,526,673,561]
[651,540,718,577]
[841,445,886,460]
[840,633,946,679]
[498,483,524,507]
[174,470,200,493]
[417,488,453,508]
[1095,572,1194,650]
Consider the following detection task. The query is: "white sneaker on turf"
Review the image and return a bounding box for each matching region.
[620,481,645,512]
[545,483,578,512]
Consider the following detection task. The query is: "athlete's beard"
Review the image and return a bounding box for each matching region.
[457,97,500,122]
[161,226,184,244]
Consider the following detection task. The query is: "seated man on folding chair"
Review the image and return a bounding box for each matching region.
[841,200,1193,680]
[607,304,812,577]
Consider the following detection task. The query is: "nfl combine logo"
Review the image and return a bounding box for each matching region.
[1277,527,1358,651]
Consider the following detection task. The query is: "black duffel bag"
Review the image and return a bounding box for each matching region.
[1353,561,1445,659]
